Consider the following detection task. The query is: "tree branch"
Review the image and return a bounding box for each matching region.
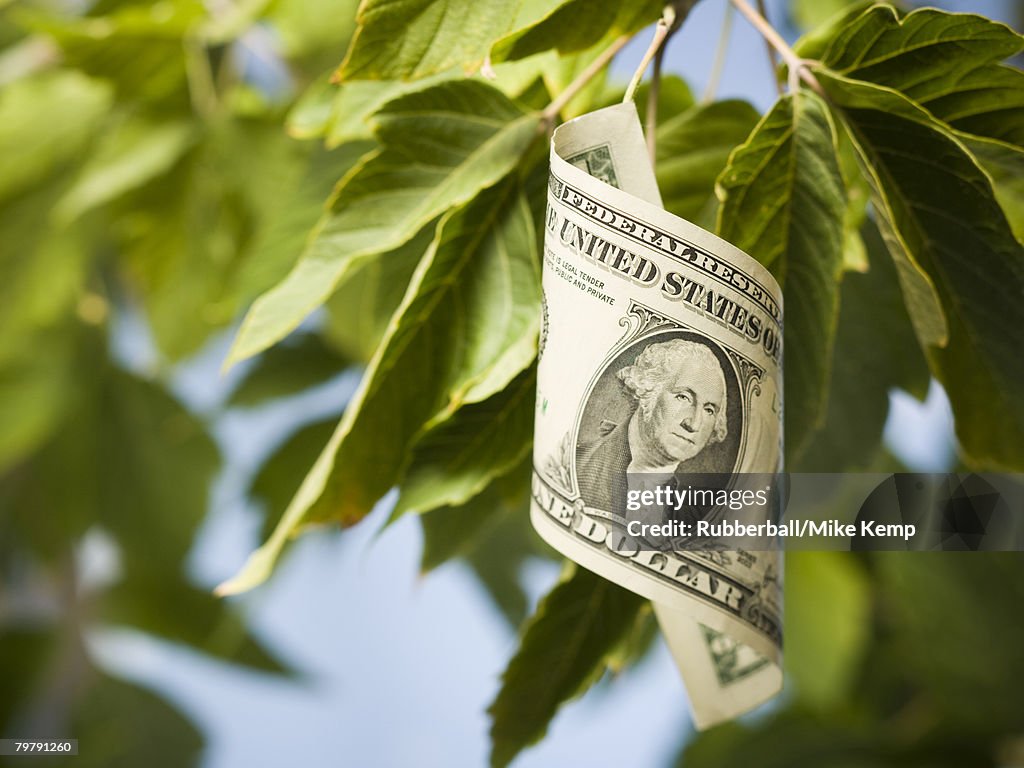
[729,0,823,97]
[702,3,734,103]
[756,0,783,97]
[541,34,632,124]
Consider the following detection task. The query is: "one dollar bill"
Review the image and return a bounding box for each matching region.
[532,102,784,728]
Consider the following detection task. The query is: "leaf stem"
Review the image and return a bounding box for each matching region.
[756,0,783,97]
[702,3,734,103]
[728,0,823,97]
[541,34,631,124]
[623,6,678,104]
[645,40,667,163]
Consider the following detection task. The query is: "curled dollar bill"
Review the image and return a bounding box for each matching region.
[531,102,784,728]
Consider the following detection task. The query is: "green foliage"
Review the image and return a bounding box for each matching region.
[717,91,846,463]
[487,565,646,767]
[2,0,1023,763]
[225,80,543,365]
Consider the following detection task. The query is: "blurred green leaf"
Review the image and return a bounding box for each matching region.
[0,178,94,469]
[717,91,845,464]
[419,458,532,572]
[228,333,348,407]
[795,221,929,471]
[72,674,203,768]
[337,0,563,80]
[395,366,535,518]
[876,553,1024,735]
[784,552,871,707]
[656,98,759,229]
[250,417,339,541]
[226,80,542,366]
[55,116,197,223]
[819,71,1024,470]
[789,0,872,33]
[322,222,436,363]
[220,182,540,594]
[488,565,645,768]
[263,0,359,60]
[99,579,289,675]
[0,627,58,731]
[0,69,112,202]
[28,2,206,109]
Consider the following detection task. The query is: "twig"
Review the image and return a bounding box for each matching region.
[623,6,677,104]
[645,41,667,163]
[702,3,734,103]
[729,0,823,97]
[756,0,783,96]
[541,34,632,124]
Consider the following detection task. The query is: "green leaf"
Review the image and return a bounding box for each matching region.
[488,565,645,768]
[795,221,929,471]
[249,418,339,541]
[0,628,58,730]
[228,333,349,407]
[419,458,532,572]
[819,71,1024,470]
[262,0,359,59]
[716,91,846,463]
[55,116,197,223]
[789,0,873,33]
[290,59,548,147]
[813,6,1024,147]
[679,709,903,768]
[100,579,290,675]
[489,0,662,62]
[219,182,540,594]
[322,222,436,362]
[0,180,93,469]
[656,98,760,229]
[964,135,1024,242]
[876,553,1024,735]
[28,2,206,109]
[231,140,373,304]
[0,69,112,203]
[72,674,203,768]
[226,80,542,366]
[337,0,562,81]
[421,460,542,626]
[784,552,871,707]
[791,0,876,61]
[394,366,535,518]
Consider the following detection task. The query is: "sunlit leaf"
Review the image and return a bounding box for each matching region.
[812,6,1024,147]
[226,80,542,366]
[55,116,197,223]
[819,71,1024,470]
[337,0,563,80]
[490,0,662,62]
[784,552,871,706]
[717,91,845,463]
[0,69,111,202]
[219,182,540,594]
